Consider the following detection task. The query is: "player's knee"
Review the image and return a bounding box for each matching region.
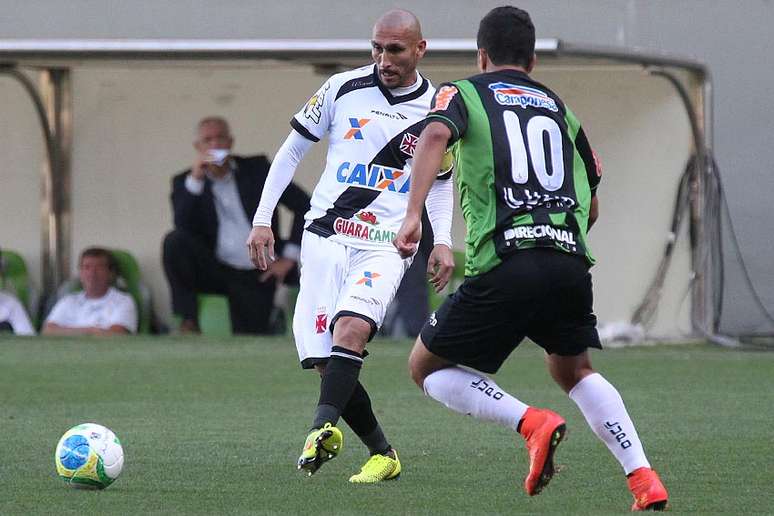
[408,359,426,389]
[555,365,595,393]
[331,316,370,353]
[408,337,431,389]
[408,366,427,390]
[547,351,595,392]
[570,366,596,389]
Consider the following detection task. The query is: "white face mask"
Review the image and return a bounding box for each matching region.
[207,149,229,166]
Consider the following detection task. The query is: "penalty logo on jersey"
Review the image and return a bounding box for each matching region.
[356,271,381,287]
[488,82,558,112]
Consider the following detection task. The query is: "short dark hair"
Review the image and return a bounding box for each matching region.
[477,6,535,68]
[79,247,117,273]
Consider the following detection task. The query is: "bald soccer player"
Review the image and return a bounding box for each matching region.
[247,9,455,483]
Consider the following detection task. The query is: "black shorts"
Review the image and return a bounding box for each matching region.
[420,248,601,374]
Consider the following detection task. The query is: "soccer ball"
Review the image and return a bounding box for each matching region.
[55,423,124,489]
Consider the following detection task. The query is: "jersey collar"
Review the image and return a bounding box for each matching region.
[373,65,429,106]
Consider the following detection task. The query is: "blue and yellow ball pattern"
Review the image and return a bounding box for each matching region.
[55,423,124,489]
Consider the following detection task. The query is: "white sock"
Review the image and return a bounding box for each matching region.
[423,367,529,431]
[569,373,651,475]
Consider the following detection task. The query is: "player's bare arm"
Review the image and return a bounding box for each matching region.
[588,196,599,230]
[427,244,454,292]
[394,121,452,258]
[246,225,275,271]
[93,324,132,336]
[248,129,314,271]
[42,322,130,336]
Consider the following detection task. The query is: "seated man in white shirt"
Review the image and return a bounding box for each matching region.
[42,247,137,336]
[0,291,36,335]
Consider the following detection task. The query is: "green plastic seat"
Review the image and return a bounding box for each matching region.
[197,294,232,337]
[0,250,31,311]
[110,249,151,334]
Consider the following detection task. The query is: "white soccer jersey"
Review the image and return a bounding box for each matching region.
[291,64,437,251]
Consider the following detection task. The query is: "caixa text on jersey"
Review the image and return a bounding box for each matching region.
[336,162,411,193]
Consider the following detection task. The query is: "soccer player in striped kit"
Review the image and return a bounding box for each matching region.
[247,9,455,483]
[394,6,669,510]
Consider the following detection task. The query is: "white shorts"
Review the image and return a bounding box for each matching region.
[293,231,412,368]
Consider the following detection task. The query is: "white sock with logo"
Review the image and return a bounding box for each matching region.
[423,367,529,430]
[568,373,651,474]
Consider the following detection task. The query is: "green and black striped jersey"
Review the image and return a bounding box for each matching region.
[426,69,601,277]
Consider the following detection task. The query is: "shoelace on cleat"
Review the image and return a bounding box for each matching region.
[316,430,332,448]
[357,455,394,480]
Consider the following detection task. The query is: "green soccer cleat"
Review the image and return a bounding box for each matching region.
[297,423,343,476]
[348,449,401,483]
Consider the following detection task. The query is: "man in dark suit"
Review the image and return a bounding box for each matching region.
[163,116,310,334]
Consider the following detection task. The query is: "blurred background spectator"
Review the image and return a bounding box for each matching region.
[42,247,137,335]
[0,290,35,335]
[162,116,310,334]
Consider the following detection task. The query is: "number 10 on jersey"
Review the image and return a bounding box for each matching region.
[503,111,565,192]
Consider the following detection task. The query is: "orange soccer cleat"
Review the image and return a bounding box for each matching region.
[518,407,567,496]
[627,467,669,511]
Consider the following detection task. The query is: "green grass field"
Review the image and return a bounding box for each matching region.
[1,336,772,514]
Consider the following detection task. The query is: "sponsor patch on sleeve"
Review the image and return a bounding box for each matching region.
[431,85,459,112]
[304,82,330,124]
